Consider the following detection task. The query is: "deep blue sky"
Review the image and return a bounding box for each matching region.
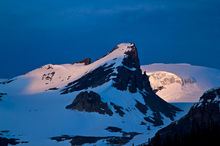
[0,0,220,78]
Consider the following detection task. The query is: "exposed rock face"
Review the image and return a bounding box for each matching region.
[61,63,115,94]
[105,126,122,132]
[66,91,113,116]
[62,43,180,125]
[110,102,125,117]
[75,58,91,65]
[135,100,148,115]
[149,87,220,146]
[42,72,55,81]
[112,44,152,93]
[0,137,20,146]
[0,130,28,146]
[51,131,139,145]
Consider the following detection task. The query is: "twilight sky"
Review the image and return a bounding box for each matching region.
[0,0,220,78]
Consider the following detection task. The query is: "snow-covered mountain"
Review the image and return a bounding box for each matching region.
[141,63,220,102]
[0,43,183,146]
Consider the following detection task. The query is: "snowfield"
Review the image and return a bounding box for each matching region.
[1,44,219,145]
[0,43,184,145]
[141,63,220,102]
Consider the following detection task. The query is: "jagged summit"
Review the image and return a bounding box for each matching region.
[10,43,140,94]
[0,43,182,145]
[61,43,180,122]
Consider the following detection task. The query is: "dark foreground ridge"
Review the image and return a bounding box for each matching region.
[148,87,220,146]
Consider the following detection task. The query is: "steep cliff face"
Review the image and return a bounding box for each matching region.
[62,43,180,124]
[149,87,220,146]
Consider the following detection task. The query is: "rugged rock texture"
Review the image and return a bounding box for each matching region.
[61,63,115,94]
[0,137,20,146]
[112,44,151,93]
[62,43,180,125]
[111,44,180,121]
[75,58,91,65]
[110,102,125,117]
[0,130,28,146]
[51,132,139,145]
[66,91,113,116]
[135,100,148,115]
[42,72,55,81]
[141,91,179,122]
[149,87,220,146]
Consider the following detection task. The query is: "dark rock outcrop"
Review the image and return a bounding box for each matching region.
[110,102,125,117]
[105,127,122,133]
[62,43,180,125]
[61,63,115,94]
[51,132,139,145]
[42,72,55,81]
[75,58,91,65]
[112,44,151,93]
[149,87,220,146]
[47,87,59,91]
[135,100,148,114]
[0,137,20,146]
[0,130,28,146]
[66,91,113,116]
[144,112,163,126]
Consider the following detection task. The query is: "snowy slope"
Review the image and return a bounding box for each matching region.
[0,43,182,146]
[0,44,132,95]
[141,63,220,102]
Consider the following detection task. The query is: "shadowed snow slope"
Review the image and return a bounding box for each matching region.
[0,43,181,146]
[141,63,220,102]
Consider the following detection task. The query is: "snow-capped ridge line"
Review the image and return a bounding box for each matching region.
[0,43,137,94]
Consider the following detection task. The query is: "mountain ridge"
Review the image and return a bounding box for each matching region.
[148,87,220,146]
[0,43,181,145]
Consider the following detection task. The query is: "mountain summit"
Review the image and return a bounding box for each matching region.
[0,43,181,145]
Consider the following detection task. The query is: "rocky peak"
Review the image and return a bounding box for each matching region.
[194,87,220,108]
[149,87,220,146]
[112,43,139,68]
[61,43,180,122]
[112,43,150,93]
[75,58,91,65]
[122,43,140,69]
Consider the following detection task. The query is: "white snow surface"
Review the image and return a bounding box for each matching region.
[141,63,220,102]
[1,45,216,145]
[0,43,185,145]
[1,43,133,95]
